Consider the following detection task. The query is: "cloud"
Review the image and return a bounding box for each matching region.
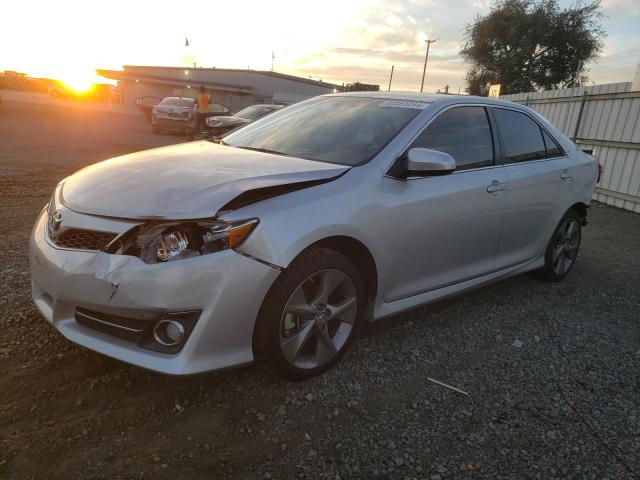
[284,0,639,92]
[2,0,636,92]
[284,0,482,91]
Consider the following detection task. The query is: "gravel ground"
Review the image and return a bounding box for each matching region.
[1,99,639,480]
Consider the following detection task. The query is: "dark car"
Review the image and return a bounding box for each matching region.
[206,104,283,137]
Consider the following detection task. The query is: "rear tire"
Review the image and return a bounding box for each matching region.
[254,247,366,380]
[536,209,582,282]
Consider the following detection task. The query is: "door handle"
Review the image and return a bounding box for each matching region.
[560,170,573,180]
[487,180,507,193]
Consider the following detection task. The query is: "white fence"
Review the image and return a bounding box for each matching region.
[501,82,640,213]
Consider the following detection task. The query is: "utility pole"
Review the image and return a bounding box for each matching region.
[271,49,275,72]
[388,65,395,91]
[420,38,438,93]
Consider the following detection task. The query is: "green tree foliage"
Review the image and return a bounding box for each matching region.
[461,0,604,96]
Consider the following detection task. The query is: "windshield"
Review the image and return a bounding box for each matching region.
[234,105,273,120]
[159,98,194,108]
[223,96,426,166]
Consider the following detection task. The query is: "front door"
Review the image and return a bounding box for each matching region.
[381,105,507,301]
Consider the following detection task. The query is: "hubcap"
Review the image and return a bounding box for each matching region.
[552,218,580,276]
[279,269,357,369]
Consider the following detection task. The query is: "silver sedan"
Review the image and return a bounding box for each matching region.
[30,92,599,379]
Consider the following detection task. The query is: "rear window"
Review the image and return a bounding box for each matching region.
[493,108,546,163]
[542,130,563,158]
[159,98,194,108]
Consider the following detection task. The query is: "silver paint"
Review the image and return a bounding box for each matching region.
[30,92,597,375]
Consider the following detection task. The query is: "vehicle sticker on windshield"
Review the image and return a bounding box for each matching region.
[380,100,430,109]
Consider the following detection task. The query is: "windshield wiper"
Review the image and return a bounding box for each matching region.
[234,145,296,157]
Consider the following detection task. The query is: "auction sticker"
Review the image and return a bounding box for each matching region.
[380,100,430,109]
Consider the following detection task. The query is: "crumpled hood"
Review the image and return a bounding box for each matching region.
[61,141,348,219]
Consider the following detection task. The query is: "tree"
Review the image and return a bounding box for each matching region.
[461,0,604,96]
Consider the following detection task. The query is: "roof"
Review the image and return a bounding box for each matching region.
[327,90,524,108]
[246,104,283,109]
[115,65,343,90]
[328,91,449,102]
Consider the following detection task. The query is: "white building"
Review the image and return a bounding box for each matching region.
[98,65,343,112]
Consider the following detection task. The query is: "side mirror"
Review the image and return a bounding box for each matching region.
[406,148,456,176]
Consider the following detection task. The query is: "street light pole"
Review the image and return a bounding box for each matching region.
[420,38,438,93]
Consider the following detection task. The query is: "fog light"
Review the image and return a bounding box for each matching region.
[153,319,185,346]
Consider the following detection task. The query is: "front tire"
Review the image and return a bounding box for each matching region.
[254,247,366,380]
[536,209,582,282]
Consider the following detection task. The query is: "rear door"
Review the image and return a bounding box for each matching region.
[382,105,508,301]
[491,107,577,268]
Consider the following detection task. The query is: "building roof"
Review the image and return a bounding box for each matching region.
[96,68,254,94]
[99,65,343,91]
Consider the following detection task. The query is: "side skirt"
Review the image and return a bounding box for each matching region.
[372,257,544,321]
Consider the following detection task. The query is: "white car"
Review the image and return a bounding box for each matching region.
[30,93,599,379]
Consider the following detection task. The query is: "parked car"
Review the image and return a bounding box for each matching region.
[151,96,229,135]
[135,96,162,122]
[206,104,283,137]
[30,93,599,380]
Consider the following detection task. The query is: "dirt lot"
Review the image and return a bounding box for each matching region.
[1,98,639,480]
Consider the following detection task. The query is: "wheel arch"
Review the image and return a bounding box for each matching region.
[309,235,379,299]
[569,202,588,224]
[251,235,379,361]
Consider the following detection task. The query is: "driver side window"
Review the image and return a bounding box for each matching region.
[409,106,494,171]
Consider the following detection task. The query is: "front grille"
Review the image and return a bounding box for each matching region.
[75,308,148,342]
[48,228,117,251]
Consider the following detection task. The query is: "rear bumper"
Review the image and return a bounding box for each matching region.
[29,209,280,375]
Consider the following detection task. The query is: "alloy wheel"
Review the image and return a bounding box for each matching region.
[552,217,580,276]
[279,269,357,369]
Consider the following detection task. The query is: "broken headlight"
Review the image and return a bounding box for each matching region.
[108,219,258,264]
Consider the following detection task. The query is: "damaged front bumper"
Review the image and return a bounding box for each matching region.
[29,208,280,375]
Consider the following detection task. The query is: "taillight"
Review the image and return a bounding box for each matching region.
[597,164,603,183]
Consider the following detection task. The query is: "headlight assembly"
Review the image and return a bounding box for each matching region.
[107,218,258,264]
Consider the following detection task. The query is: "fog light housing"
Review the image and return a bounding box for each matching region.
[153,319,185,346]
[139,310,201,354]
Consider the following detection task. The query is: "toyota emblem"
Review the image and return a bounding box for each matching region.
[50,210,63,232]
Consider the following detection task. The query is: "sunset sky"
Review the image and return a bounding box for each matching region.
[2,0,639,93]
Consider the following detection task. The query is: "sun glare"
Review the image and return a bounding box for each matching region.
[62,76,95,94]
